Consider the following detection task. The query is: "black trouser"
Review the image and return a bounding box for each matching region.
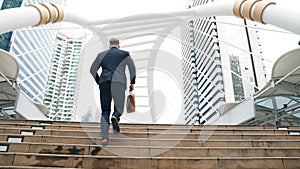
[99,82,126,139]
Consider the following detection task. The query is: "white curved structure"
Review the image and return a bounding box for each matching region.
[0,0,300,35]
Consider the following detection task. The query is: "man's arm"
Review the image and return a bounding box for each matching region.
[90,54,102,85]
[126,55,136,87]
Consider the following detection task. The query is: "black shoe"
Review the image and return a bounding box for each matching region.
[91,147,102,155]
[111,116,120,134]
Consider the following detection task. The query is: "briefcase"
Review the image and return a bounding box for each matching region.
[126,92,135,113]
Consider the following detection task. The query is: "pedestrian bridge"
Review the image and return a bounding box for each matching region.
[0,0,300,125]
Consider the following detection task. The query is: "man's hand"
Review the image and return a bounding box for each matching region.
[129,84,134,91]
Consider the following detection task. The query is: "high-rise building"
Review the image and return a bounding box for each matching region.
[182,0,267,125]
[43,32,83,121]
[0,0,23,51]
[1,0,65,104]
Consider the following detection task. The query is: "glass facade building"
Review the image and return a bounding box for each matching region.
[182,0,267,125]
[43,32,83,121]
[0,0,23,51]
[4,0,65,104]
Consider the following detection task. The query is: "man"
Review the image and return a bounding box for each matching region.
[90,38,136,146]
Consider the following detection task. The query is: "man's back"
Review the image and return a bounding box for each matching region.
[90,47,136,86]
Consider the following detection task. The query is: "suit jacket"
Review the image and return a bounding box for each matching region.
[90,47,136,86]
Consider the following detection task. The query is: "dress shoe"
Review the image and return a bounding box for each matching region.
[111,116,120,134]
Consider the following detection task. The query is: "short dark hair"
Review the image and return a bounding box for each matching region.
[109,38,119,46]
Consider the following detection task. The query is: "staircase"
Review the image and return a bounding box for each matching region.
[0,119,300,169]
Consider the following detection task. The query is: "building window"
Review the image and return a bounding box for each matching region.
[230,55,245,101]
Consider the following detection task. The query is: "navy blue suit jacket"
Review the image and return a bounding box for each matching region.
[90,47,136,86]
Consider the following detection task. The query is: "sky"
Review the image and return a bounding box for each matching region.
[66,0,188,20]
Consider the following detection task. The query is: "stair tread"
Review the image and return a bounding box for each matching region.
[2,151,300,159]
[2,140,300,149]
[2,119,300,129]
[2,126,300,132]
[1,153,299,169]
[2,131,300,136]
[0,166,77,169]
[1,133,300,142]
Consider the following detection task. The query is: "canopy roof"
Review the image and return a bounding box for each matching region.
[0,49,48,119]
[0,49,19,80]
[0,49,19,113]
[255,47,300,99]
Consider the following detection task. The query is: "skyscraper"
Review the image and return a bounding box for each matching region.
[182,0,267,125]
[2,0,65,104]
[0,0,23,51]
[43,32,83,121]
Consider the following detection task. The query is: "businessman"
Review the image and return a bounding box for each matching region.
[90,38,136,146]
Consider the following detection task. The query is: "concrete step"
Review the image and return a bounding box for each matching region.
[2,119,300,130]
[2,137,300,148]
[1,135,300,150]
[0,167,77,169]
[1,133,300,148]
[2,141,300,158]
[0,119,98,127]
[2,127,300,140]
[1,126,299,137]
[0,152,299,169]
[110,138,300,148]
[0,123,97,131]
[0,134,95,145]
[1,124,299,139]
[0,133,299,146]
